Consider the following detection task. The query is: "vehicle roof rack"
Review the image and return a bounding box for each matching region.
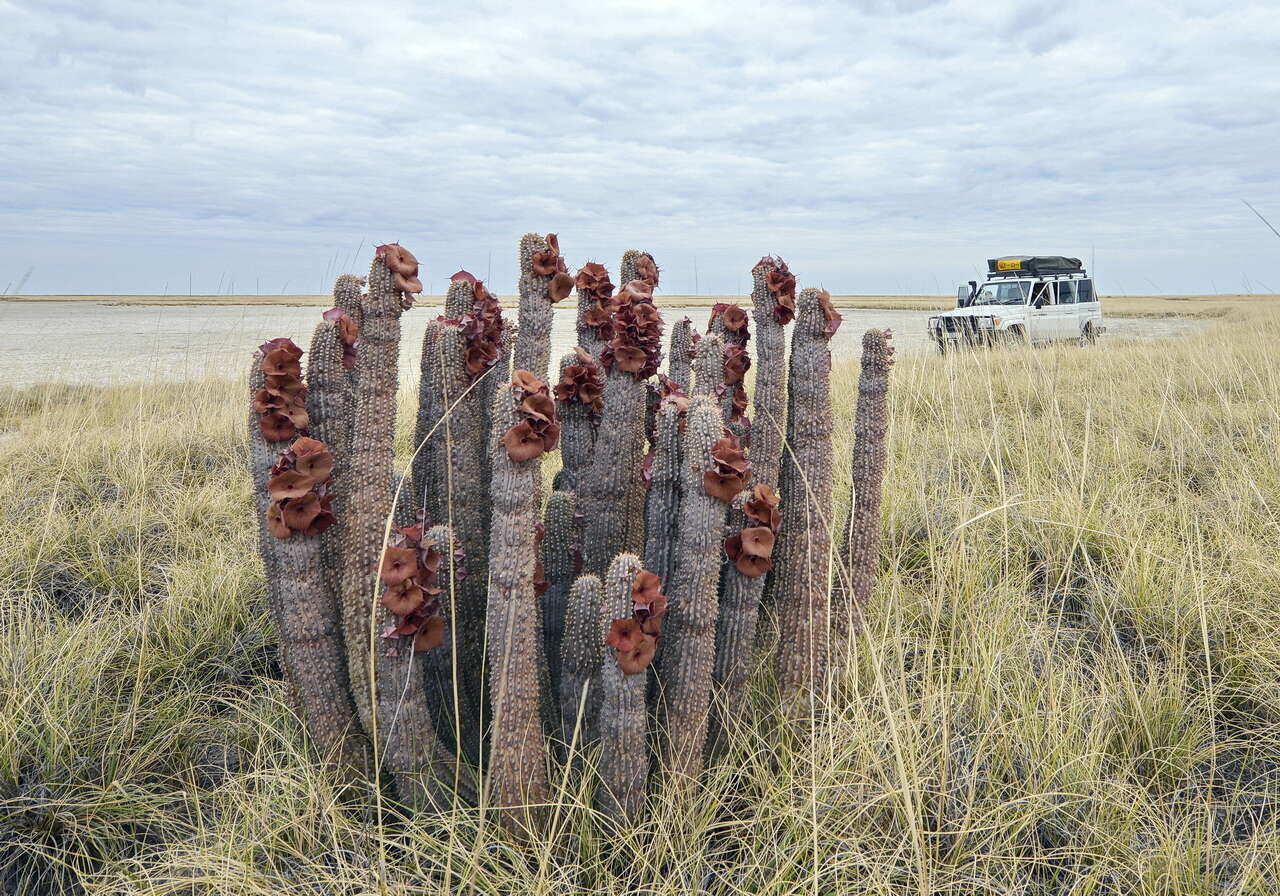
[987,256,1084,277]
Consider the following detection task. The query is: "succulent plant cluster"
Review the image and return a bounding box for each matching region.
[247,234,892,835]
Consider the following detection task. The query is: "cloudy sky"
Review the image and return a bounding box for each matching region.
[2,0,1277,297]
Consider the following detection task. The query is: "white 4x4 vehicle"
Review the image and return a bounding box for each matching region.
[928,256,1105,352]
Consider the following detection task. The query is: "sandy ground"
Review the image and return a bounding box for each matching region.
[6,292,1275,318]
[0,300,1210,388]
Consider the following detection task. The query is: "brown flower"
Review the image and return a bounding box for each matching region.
[511,369,546,395]
[710,302,748,336]
[414,616,445,652]
[765,268,797,325]
[723,344,751,385]
[616,279,653,305]
[259,338,302,363]
[612,344,648,374]
[323,307,359,346]
[281,492,323,533]
[531,233,568,277]
[710,434,751,474]
[549,271,574,302]
[268,468,314,500]
[633,252,659,289]
[729,385,749,422]
[392,272,423,295]
[606,617,646,653]
[744,483,782,531]
[267,501,290,539]
[632,569,663,609]
[259,412,296,443]
[575,262,614,300]
[817,289,842,336]
[291,437,333,481]
[616,631,657,675]
[262,346,302,379]
[465,341,499,375]
[520,391,556,423]
[584,301,613,327]
[379,244,419,277]
[725,534,774,577]
[704,469,749,503]
[537,420,561,453]
[252,390,284,414]
[503,420,545,462]
[739,525,775,558]
[382,580,426,616]
[380,546,419,587]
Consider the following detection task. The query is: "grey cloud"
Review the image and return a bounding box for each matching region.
[1,0,1277,297]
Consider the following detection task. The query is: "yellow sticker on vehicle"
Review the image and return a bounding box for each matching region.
[996,259,1022,271]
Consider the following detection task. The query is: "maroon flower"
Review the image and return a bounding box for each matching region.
[382,580,426,616]
[414,616,445,652]
[380,546,419,587]
[817,289,842,336]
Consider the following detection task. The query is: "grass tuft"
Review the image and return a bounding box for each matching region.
[3,313,1280,893]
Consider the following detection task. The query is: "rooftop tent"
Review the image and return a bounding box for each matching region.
[987,256,1084,276]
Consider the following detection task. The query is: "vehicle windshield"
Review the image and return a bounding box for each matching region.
[971,280,1031,306]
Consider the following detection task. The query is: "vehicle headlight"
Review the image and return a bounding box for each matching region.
[993,317,1002,326]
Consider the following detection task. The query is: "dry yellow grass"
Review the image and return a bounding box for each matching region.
[2,309,1278,892]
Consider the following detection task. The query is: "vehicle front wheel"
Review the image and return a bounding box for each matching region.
[1004,326,1027,347]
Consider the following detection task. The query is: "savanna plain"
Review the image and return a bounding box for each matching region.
[2,298,1279,894]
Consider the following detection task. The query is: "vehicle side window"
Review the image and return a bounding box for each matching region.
[1058,281,1077,305]
[1077,279,1094,303]
[1033,283,1054,306]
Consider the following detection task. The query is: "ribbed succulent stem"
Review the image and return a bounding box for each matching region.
[555,351,597,491]
[575,289,607,360]
[595,553,649,825]
[515,233,557,380]
[834,329,892,674]
[657,392,726,782]
[642,402,682,587]
[541,490,578,702]
[340,256,401,740]
[249,357,367,774]
[334,273,363,330]
[747,262,791,490]
[667,317,694,393]
[306,320,354,605]
[485,381,551,834]
[705,264,794,755]
[411,320,446,518]
[619,249,650,287]
[690,334,725,399]
[340,253,456,808]
[374,551,471,810]
[443,277,474,320]
[708,497,762,760]
[416,321,492,760]
[580,372,648,578]
[559,574,604,752]
[773,288,838,703]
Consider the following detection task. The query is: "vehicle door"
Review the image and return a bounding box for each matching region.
[1055,280,1079,338]
[1076,278,1100,329]
[1026,282,1058,342]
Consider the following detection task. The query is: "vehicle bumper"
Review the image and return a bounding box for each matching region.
[928,315,999,344]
